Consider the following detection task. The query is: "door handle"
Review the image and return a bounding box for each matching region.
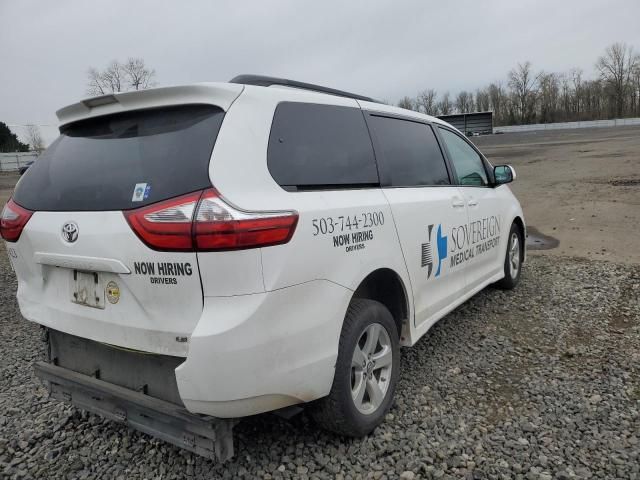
[468,199,478,207]
[452,198,465,208]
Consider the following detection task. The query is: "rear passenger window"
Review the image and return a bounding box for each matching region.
[267,103,379,190]
[367,116,450,187]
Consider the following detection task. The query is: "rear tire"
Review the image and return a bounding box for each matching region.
[311,298,400,437]
[496,223,523,290]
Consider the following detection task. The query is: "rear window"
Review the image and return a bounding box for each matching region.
[267,102,379,190]
[13,105,224,211]
[368,115,450,187]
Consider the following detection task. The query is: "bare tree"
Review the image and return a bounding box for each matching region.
[455,91,473,113]
[122,58,156,91]
[538,72,561,123]
[416,89,438,115]
[475,88,490,113]
[437,92,452,115]
[26,125,44,153]
[87,67,107,96]
[508,61,539,124]
[488,83,506,125]
[582,79,605,120]
[571,68,583,118]
[87,61,124,95]
[633,64,640,116]
[560,73,573,120]
[105,60,124,93]
[397,96,417,111]
[87,58,156,96]
[596,42,639,117]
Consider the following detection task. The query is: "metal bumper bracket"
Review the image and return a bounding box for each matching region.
[35,361,236,462]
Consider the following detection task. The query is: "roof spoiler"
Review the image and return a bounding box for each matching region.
[56,83,244,128]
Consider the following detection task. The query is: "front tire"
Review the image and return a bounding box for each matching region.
[496,223,523,289]
[311,298,400,437]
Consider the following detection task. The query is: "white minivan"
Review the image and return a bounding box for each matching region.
[1,75,525,461]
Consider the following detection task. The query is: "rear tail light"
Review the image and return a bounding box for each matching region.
[193,190,298,250]
[124,191,202,251]
[0,199,33,242]
[124,188,298,252]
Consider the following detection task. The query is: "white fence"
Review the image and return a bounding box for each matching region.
[494,117,640,133]
[0,152,39,172]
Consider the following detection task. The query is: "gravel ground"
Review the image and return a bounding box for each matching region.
[1,252,639,480]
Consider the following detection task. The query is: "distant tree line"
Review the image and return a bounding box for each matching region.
[0,122,45,153]
[398,42,640,126]
[0,122,29,153]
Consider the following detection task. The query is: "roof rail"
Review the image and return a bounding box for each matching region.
[229,74,378,103]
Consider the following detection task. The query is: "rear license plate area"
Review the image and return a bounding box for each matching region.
[70,270,105,309]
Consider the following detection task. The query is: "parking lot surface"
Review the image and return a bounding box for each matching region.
[474,125,640,264]
[1,126,639,479]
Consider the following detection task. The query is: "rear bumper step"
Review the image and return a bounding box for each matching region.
[34,361,236,462]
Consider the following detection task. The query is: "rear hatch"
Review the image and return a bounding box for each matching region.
[6,102,227,356]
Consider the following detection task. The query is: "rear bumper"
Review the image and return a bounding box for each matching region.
[176,279,352,417]
[35,361,236,462]
[35,279,352,420]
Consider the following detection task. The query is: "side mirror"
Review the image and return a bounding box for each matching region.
[494,165,516,185]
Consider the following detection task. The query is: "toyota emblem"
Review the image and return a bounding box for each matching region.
[62,222,79,243]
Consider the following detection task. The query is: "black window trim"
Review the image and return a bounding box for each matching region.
[267,101,382,193]
[434,124,495,188]
[362,110,455,189]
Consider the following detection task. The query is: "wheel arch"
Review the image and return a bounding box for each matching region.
[512,215,526,263]
[351,268,411,343]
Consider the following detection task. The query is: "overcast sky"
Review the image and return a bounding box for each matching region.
[2,0,640,145]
